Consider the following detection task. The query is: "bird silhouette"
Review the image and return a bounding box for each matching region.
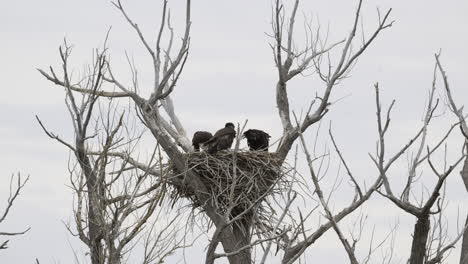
[192,131,213,151]
[243,129,270,151]
[203,123,236,154]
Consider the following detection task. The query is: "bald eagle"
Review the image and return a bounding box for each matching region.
[192,131,213,151]
[204,122,236,154]
[243,129,270,151]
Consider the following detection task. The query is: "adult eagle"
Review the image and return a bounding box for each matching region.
[192,131,213,151]
[243,129,270,151]
[204,122,236,154]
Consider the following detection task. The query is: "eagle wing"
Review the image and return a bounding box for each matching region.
[205,127,236,153]
[204,127,236,144]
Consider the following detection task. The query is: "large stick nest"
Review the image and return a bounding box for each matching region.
[169,151,286,227]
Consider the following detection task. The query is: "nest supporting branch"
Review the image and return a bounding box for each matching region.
[169,151,286,233]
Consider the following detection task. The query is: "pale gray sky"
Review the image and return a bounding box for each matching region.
[1,0,468,263]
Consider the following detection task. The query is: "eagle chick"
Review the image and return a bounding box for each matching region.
[192,131,213,151]
[243,129,270,151]
[204,123,236,154]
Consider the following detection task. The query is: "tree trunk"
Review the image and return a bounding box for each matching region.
[460,156,468,264]
[211,224,251,264]
[107,240,121,264]
[230,221,252,264]
[77,146,105,264]
[88,206,104,264]
[409,214,430,264]
[87,176,105,264]
[460,215,468,264]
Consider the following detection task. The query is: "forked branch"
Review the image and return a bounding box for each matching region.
[273,0,393,162]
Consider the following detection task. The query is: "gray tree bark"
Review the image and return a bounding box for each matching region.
[409,215,430,264]
[460,156,468,264]
[76,139,106,264]
[460,216,468,264]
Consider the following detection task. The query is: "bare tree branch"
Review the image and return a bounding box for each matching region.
[273,0,393,162]
[0,173,30,251]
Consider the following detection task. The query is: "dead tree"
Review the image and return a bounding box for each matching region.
[37,42,187,264]
[371,59,466,264]
[36,0,465,263]
[269,0,394,263]
[37,0,395,263]
[0,173,30,251]
[435,54,468,264]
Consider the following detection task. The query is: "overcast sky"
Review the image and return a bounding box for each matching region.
[1,0,468,263]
